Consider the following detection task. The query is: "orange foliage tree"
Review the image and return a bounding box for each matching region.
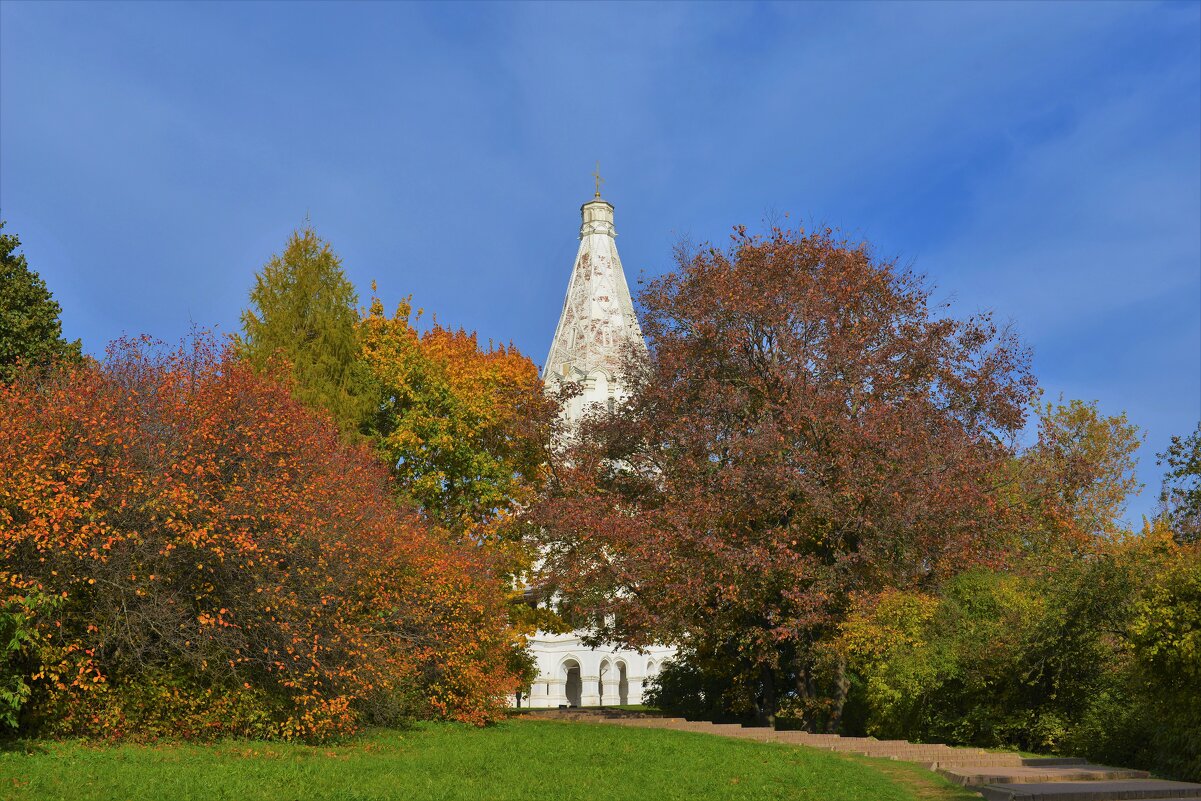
[0,334,519,740]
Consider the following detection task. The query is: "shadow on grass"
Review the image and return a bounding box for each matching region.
[0,737,48,755]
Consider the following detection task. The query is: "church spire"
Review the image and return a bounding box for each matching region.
[544,180,646,417]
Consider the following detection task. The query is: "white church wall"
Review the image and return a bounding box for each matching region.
[521,630,675,709]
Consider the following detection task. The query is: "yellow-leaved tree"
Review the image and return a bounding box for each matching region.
[357,289,570,654]
[358,290,561,534]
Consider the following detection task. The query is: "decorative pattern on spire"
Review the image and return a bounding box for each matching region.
[544,197,645,386]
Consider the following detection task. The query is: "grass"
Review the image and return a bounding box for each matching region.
[0,718,981,801]
[839,755,982,801]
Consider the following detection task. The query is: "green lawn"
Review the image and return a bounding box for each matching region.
[0,719,979,801]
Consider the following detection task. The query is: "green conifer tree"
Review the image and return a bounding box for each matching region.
[239,226,372,434]
[0,221,83,383]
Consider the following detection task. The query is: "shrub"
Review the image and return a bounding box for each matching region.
[841,526,1201,780]
[645,643,762,724]
[1113,540,1200,780]
[0,335,519,741]
[0,592,56,731]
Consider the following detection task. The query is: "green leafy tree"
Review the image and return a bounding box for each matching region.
[1158,422,1201,543]
[0,221,82,382]
[239,226,372,433]
[840,567,1121,753]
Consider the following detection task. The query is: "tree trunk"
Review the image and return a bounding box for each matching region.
[794,654,816,731]
[758,664,777,728]
[826,656,850,733]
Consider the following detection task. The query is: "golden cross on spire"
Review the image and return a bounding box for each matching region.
[592,161,604,198]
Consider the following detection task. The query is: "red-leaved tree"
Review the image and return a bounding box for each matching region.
[532,226,1037,727]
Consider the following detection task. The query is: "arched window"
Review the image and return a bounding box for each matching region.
[598,660,610,706]
[563,659,582,707]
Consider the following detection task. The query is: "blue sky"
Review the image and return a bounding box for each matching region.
[2,1,1198,522]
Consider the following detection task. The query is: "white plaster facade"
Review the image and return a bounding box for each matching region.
[521,633,675,709]
[519,189,676,708]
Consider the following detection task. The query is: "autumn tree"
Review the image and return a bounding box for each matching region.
[358,290,562,537]
[1022,398,1143,540]
[239,226,372,433]
[1158,422,1201,543]
[0,334,520,740]
[0,221,82,383]
[532,226,1036,727]
[356,290,568,647]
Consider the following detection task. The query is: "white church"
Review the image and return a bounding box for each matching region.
[519,181,676,708]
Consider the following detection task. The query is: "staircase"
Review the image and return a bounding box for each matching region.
[526,710,1201,800]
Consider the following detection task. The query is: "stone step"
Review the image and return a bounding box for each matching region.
[978,779,1201,801]
[927,755,1079,769]
[721,730,777,741]
[927,756,1090,769]
[768,734,845,744]
[768,732,969,750]
[586,714,1201,801]
[847,744,975,752]
[610,718,687,727]
[670,722,737,732]
[670,723,775,740]
[770,733,874,745]
[868,749,986,758]
[855,749,979,760]
[928,757,1030,769]
[826,744,968,755]
[942,764,1151,787]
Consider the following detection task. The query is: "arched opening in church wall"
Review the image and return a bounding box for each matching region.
[563,659,582,707]
[598,660,610,705]
[617,661,629,705]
